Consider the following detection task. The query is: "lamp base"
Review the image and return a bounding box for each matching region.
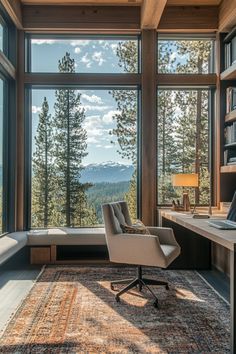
[182,192,191,211]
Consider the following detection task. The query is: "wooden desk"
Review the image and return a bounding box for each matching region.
[159,210,236,354]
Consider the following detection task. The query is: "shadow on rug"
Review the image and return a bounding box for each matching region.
[0,266,230,353]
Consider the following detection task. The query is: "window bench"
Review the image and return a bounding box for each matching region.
[0,232,28,266]
[27,228,107,264]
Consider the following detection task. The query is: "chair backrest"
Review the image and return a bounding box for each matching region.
[102,201,132,237]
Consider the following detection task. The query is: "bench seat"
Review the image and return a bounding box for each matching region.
[0,232,28,265]
[27,227,106,246]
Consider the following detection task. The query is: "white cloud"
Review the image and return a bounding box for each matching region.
[31,39,56,45]
[92,51,105,66]
[32,105,41,114]
[80,53,92,68]
[110,43,118,54]
[70,40,90,47]
[87,137,99,143]
[102,110,121,124]
[81,93,103,105]
[82,105,112,112]
[104,145,113,149]
[74,47,81,54]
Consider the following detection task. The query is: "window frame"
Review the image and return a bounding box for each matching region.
[25,33,141,74]
[26,84,141,230]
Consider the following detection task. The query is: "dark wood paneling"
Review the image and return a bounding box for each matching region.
[22,5,140,31]
[158,74,217,86]
[141,30,157,226]
[158,5,218,31]
[24,73,141,86]
[162,218,211,269]
[16,30,25,230]
[212,243,230,276]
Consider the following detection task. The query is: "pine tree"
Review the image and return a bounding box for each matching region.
[53,52,94,227]
[32,97,54,227]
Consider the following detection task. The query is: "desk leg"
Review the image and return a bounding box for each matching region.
[230,250,236,354]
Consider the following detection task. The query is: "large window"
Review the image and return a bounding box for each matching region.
[158,37,214,74]
[0,79,3,232]
[31,86,138,228]
[28,36,139,73]
[157,88,210,206]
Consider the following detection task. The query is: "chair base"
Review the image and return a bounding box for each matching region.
[110,266,169,308]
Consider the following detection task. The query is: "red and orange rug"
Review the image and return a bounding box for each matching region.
[0,266,230,353]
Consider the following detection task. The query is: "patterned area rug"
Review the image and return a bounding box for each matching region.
[0,266,230,353]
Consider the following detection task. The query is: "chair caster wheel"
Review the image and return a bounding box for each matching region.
[111,284,115,291]
[153,300,159,309]
[166,284,169,290]
[115,295,120,303]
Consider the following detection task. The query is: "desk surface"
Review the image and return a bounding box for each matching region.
[160,210,236,251]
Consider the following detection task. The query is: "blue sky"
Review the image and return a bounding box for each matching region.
[32,89,137,166]
[31,38,137,73]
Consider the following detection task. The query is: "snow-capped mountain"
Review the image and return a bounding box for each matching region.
[80,161,134,183]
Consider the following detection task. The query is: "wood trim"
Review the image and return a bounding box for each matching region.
[22,5,140,31]
[141,30,157,226]
[158,5,218,32]
[50,245,57,263]
[221,62,236,81]
[21,0,142,4]
[24,73,141,86]
[219,0,236,32]
[16,30,25,230]
[1,0,23,29]
[141,0,167,30]
[0,51,16,80]
[157,74,217,86]
[221,165,236,173]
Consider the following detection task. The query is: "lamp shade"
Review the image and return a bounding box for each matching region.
[172,173,199,187]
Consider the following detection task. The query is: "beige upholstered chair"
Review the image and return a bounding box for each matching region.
[102,201,181,307]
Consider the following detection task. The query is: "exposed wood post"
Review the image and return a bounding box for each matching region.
[141,0,167,30]
[141,29,157,226]
[16,30,25,230]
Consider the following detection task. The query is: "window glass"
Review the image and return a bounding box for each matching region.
[0,23,3,52]
[158,39,214,74]
[31,85,137,227]
[30,37,139,73]
[157,89,210,205]
[0,79,3,232]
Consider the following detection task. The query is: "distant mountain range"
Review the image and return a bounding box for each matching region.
[81,162,134,183]
[0,162,134,186]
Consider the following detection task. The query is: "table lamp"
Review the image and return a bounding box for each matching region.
[172,173,199,211]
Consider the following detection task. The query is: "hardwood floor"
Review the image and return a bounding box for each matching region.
[0,266,41,332]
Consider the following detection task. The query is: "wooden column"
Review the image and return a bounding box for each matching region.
[141,30,157,226]
[16,30,25,230]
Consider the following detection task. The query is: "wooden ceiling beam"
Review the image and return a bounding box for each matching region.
[20,0,142,4]
[141,0,167,29]
[1,0,23,28]
[219,0,236,32]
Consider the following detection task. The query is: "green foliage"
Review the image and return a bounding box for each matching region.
[86,181,130,224]
[31,97,54,227]
[32,52,99,227]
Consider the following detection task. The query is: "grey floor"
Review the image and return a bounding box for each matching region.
[0,264,230,334]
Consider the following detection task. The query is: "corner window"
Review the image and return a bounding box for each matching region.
[157,88,211,206]
[28,36,139,73]
[158,37,214,74]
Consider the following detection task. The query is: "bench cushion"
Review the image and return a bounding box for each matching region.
[27,228,106,246]
[0,232,28,265]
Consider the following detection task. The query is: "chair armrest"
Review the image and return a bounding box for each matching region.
[107,233,165,267]
[147,227,179,247]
